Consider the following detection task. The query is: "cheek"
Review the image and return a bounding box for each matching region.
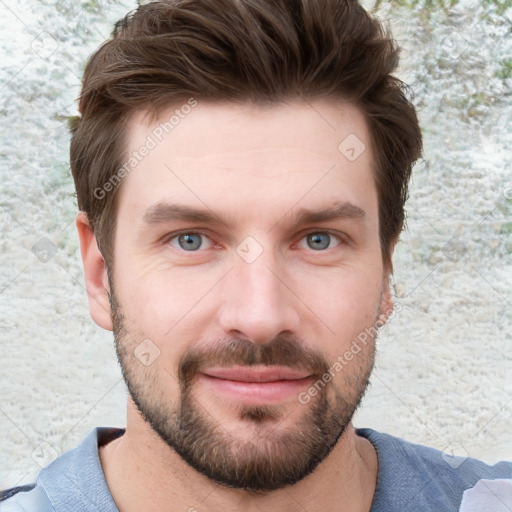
[113,264,221,355]
[298,268,382,336]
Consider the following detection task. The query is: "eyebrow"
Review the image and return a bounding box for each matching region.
[289,202,365,225]
[143,203,222,225]
[141,201,365,229]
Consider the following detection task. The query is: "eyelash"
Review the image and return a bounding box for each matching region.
[165,230,346,253]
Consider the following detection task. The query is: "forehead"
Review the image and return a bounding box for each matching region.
[117,99,377,228]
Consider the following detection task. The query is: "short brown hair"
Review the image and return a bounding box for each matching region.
[70,0,422,270]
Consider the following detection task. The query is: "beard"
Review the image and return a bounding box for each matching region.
[108,285,377,492]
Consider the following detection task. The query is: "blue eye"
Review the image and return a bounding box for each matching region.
[303,232,341,251]
[170,233,211,251]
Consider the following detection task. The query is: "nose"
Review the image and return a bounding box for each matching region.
[217,245,301,345]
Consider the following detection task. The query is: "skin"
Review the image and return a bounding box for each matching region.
[77,98,394,512]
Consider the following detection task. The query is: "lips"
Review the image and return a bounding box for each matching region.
[201,365,312,383]
[198,365,313,405]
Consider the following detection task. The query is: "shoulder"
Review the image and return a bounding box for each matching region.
[0,427,124,512]
[0,484,53,511]
[357,428,512,512]
[0,484,35,502]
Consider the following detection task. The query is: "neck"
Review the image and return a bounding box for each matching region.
[99,400,378,512]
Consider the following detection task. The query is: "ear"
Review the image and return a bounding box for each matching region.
[377,241,398,327]
[377,275,394,327]
[76,212,113,331]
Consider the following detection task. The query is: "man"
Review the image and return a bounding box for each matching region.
[1,0,510,510]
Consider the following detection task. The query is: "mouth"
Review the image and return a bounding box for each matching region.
[198,365,314,405]
[202,365,312,382]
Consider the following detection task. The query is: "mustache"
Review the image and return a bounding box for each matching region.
[178,335,331,389]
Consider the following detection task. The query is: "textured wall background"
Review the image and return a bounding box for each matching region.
[1,0,511,490]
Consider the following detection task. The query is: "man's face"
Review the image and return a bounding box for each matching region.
[108,99,391,491]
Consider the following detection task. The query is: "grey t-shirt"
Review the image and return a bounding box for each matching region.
[1,427,511,511]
